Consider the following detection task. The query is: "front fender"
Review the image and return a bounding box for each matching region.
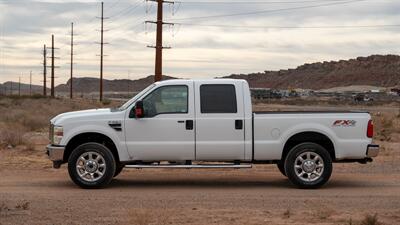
[60,124,130,162]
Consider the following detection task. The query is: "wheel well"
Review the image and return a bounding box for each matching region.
[281,132,335,161]
[63,132,120,164]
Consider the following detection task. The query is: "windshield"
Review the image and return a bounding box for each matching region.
[118,84,156,111]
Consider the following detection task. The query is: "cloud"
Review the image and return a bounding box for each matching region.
[1,0,400,84]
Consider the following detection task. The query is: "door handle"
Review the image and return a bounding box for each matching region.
[186,120,194,130]
[235,120,243,130]
[177,120,185,123]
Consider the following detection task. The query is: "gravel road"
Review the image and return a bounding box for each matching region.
[0,164,399,225]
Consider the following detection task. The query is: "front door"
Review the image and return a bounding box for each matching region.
[124,81,195,161]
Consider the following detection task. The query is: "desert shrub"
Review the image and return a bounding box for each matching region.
[128,209,152,225]
[15,201,30,210]
[0,124,27,147]
[360,213,379,225]
[283,208,291,218]
[24,139,35,151]
[20,114,48,131]
[102,98,112,106]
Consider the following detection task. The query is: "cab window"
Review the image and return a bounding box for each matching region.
[142,85,188,117]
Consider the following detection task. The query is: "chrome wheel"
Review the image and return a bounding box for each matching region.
[294,151,324,182]
[76,151,106,182]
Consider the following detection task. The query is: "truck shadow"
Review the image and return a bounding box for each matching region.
[105,177,376,189]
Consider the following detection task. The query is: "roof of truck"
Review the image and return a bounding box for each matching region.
[156,78,247,85]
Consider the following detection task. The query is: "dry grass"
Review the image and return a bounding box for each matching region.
[372,112,400,142]
[360,213,380,225]
[282,208,291,219]
[125,206,172,225]
[0,96,117,150]
[15,201,30,211]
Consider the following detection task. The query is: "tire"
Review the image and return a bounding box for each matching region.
[284,142,332,189]
[68,142,116,189]
[276,161,286,177]
[114,164,124,177]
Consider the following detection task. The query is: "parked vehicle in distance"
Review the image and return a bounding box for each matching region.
[47,79,379,189]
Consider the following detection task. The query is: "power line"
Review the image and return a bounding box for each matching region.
[146,0,175,82]
[175,23,400,29]
[171,0,366,21]
[177,0,353,4]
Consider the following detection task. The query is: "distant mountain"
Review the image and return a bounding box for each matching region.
[1,81,47,95]
[55,75,177,93]
[224,55,400,90]
[3,55,400,94]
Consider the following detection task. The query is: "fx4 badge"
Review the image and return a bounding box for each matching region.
[333,120,356,127]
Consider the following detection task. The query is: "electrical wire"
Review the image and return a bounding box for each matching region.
[175,23,400,29]
[171,0,366,21]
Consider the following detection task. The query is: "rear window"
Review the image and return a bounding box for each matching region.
[200,84,237,113]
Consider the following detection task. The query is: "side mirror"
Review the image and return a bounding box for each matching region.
[135,101,144,118]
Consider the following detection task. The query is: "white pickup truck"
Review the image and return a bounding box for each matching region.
[47,79,379,189]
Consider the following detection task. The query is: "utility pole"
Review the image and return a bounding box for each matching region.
[29,70,32,95]
[51,35,55,97]
[9,82,12,95]
[43,44,47,96]
[70,22,74,99]
[47,35,59,98]
[146,0,174,82]
[97,2,109,102]
[18,76,21,96]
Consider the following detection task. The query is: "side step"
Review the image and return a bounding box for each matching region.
[125,164,252,169]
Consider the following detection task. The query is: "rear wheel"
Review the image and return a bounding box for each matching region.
[284,142,332,189]
[276,161,286,177]
[68,143,116,189]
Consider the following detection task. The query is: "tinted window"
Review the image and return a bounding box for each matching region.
[200,84,237,113]
[142,85,188,117]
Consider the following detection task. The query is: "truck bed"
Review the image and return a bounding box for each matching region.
[252,111,371,161]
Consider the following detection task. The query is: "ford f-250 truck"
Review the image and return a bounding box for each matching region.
[46,79,379,189]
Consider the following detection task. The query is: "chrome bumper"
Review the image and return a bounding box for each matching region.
[366,144,379,157]
[46,144,65,161]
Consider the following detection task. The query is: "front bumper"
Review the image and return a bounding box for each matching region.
[366,144,379,157]
[46,144,65,161]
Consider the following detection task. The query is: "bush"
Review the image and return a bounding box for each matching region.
[361,213,379,225]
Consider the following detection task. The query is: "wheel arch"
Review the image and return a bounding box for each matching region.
[281,131,336,161]
[63,132,120,164]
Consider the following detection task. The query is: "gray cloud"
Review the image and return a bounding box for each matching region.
[1,0,400,84]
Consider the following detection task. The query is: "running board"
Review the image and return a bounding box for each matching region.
[125,164,252,169]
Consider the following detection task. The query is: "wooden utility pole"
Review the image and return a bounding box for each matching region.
[18,76,21,96]
[51,35,55,97]
[99,2,105,102]
[70,22,74,99]
[43,44,47,96]
[47,35,59,98]
[29,70,32,95]
[146,0,174,82]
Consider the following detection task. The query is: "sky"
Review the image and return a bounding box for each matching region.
[0,0,399,85]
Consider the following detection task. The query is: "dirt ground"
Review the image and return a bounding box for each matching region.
[0,100,399,225]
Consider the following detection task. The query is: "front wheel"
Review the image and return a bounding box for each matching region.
[284,142,332,189]
[68,143,116,189]
[276,161,286,177]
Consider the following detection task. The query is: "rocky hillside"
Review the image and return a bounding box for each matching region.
[1,81,46,94]
[55,75,176,93]
[225,55,400,90]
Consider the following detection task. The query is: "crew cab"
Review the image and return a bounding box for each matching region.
[46,79,379,189]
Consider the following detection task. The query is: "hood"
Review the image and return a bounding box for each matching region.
[50,108,112,125]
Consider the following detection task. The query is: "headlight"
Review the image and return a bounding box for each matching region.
[53,126,63,145]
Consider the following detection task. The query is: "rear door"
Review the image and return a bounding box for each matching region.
[194,81,245,160]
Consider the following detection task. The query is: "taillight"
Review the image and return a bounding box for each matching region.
[367,119,374,138]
